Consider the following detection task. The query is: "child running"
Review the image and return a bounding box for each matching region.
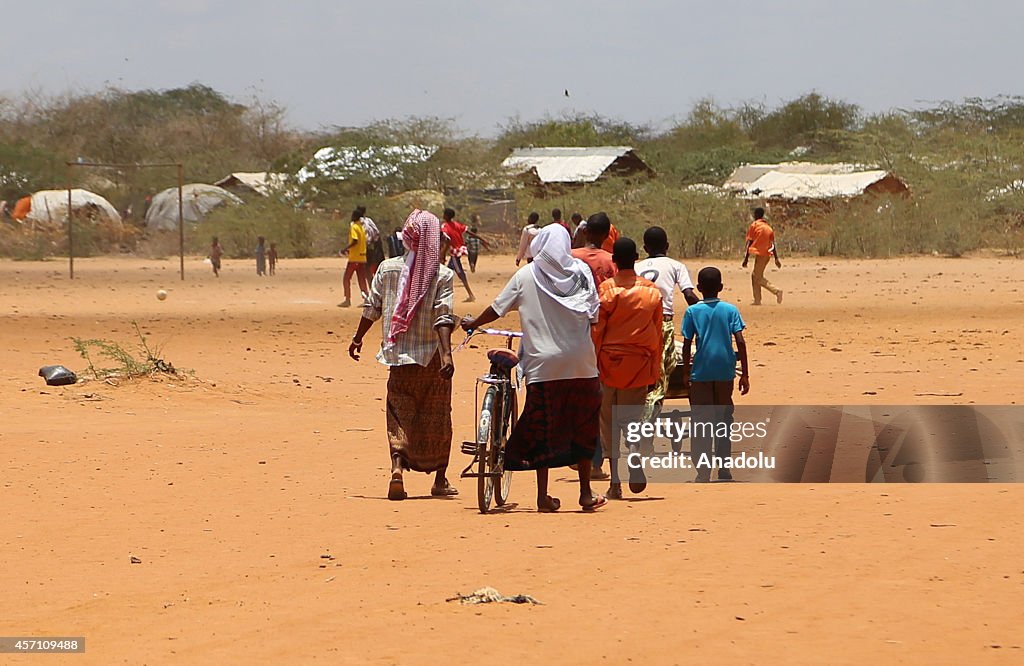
[210,237,223,277]
[440,208,489,302]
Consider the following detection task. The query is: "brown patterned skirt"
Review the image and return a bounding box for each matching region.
[386,354,453,473]
[505,377,601,470]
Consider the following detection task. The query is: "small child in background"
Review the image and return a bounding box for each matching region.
[268,242,278,276]
[210,236,224,277]
[255,236,267,276]
[466,214,483,273]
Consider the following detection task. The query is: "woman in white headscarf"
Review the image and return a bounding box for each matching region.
[462,225,607,513]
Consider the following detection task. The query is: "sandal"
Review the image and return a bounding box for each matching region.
[628,464,647,494]
[431,481,459,497]
[581,494,608,512]
[387,475,407,501]
[537,496,561,513]
[606,483,623,500]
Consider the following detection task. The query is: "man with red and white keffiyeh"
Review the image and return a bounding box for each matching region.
[349,209,459,501]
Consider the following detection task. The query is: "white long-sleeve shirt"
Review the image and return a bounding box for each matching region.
[516,224,539,263]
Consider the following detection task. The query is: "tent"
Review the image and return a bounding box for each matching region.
[12,189,122,226]
[296,145,438,183]
[144,184,243,231]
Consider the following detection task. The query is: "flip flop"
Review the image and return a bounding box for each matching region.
[431,482,459,497]
[581,494,608,512]
[629,463,648,494]
[537,496,561,513]
[387,475,407,501]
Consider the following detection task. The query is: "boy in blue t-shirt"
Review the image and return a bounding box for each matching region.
[681,266,749,482]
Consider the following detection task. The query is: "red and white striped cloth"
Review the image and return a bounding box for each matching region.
[388,209,440,347]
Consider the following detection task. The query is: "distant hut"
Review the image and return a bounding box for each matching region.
[214,172,291,198]
[144,184,243,231]
[501,146,654,186]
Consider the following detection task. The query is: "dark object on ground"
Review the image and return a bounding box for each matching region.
[446,587,541,605]
[39,365,77,386]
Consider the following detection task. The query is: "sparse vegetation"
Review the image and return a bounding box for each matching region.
[73,322,182,381]
[2,85,1024,259]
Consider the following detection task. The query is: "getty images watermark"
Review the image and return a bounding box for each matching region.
[622,411,775,478]
[611,405,1024,483]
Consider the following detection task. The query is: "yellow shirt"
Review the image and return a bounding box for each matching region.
[348,222,367,263]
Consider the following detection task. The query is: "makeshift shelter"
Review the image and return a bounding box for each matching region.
[296,145,438,184]
[723,162,908,200]
[12,189,122,226]
[144,184,243,231]
[214,172,291,197]
[500,147,654,185]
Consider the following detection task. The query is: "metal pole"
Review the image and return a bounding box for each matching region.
[177,163,185,281]
[67,166,74,279]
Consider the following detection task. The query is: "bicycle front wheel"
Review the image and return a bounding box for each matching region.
[476,385,498,513]
[494,386,515,506]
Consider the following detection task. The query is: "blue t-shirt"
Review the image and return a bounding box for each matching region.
[681,299,745,382]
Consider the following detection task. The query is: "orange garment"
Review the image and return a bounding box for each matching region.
[592,269,664,389]
[745,218,775,257]
[11,196,31,221]
[601,223,621,253]
[572,247,616,287]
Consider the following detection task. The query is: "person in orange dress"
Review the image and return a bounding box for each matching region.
[592,237,663,499]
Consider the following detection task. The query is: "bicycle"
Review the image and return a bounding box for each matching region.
[456,327,523,514]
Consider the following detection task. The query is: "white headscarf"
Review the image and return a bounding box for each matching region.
[530,224,599,318]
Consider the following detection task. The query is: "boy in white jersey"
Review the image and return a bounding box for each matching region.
[635,227,700,444]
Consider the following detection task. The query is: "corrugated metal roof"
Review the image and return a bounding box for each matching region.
[740,170,894,200]
[724,162,862,189]
[214,172,290,196]
[501,146,636,183]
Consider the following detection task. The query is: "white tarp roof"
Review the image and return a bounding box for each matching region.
[26,189,122,226]
[501,146,638,184]
[987,180,1024,200]
[144,183,243,231]
[739,170,894,200]
[296,145,438,183]
[214,172,290,196]
[723,162,863,190]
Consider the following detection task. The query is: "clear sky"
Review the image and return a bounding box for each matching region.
[4,0,1021,135]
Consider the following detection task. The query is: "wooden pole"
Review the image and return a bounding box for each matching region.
[67,167,74,279]
[178,164,185,281]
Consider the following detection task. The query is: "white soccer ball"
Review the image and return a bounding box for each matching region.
[157,289,168,301]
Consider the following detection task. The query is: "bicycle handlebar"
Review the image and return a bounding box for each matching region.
[468,328,523,338]
[455,327,523,352]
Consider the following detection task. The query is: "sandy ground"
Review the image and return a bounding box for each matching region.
[1,253,1023,664]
